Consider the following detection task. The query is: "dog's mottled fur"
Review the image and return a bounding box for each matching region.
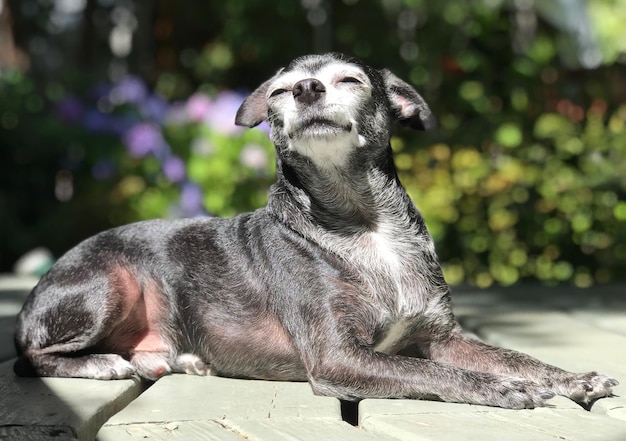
[15,53,617,409]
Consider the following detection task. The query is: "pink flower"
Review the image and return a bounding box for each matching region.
[186,93,212,122]
[240,144,269,171]
[204,91,245,135]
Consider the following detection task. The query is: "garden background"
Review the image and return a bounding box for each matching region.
[1,0,625,288]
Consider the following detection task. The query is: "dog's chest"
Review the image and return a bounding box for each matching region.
[349,228,433,352]
[327,214,449,353]
[340,222,435,314]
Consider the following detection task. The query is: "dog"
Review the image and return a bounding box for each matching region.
[14,53,617,409]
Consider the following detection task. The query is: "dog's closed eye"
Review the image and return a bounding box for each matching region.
[269,88,289,98]
[339,77,362,84]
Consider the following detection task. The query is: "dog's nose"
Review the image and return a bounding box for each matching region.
[293,78,325,104]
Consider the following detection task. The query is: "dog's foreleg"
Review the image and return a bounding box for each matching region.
[427,330,618,405]
[304,346,554,409]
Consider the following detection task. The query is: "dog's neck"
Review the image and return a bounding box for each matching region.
[268,144,415,236]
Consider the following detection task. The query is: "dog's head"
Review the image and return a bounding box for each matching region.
[235,53,435,168]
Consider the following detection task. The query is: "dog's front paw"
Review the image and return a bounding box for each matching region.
[561,372,619,404]
[487,377,555,409]
[462,374,554,409]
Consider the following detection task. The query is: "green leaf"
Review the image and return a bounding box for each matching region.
[495,123,523,148]
[534,114,574,139]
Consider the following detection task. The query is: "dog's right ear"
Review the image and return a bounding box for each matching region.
[380,69,436,131]
[235,69,283,128]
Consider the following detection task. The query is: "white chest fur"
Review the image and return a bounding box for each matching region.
[329,217,433,317]
[373,317,412,353]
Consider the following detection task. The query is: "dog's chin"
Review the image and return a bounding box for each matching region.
[288,119,353,141]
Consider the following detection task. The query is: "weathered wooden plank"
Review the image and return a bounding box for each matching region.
[224,418,383,441]
[100,418,382,441]
[102,374,341,425]
[465,310,626,368]
[571,310,626,336]
[0,360,144,441]
[97,420,246,441]
[0,426,77,441]
[99,374,375,441]
[359,397,626,441]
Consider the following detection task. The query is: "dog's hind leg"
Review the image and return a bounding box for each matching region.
[14,264,173,380]
[14,352,136,379]
[13,278,140,379]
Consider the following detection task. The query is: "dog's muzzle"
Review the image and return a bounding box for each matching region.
[288,78,353,140]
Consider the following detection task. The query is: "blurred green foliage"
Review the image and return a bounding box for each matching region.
[396,103,626,287]
[1,0,625,288]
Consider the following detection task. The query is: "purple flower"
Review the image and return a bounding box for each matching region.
[55,96,84,123]
[111,75,148,105]
[83,110,134,135]
[162,155,186,183]
[123,123,167,158]
[140,94,169,122]
[186,93,212,122]
[83,109,112,133]
[205,90,245,135]
[107,116,135,136]
[180,182,206,217]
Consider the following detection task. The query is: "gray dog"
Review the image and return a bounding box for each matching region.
[15,53,617,409]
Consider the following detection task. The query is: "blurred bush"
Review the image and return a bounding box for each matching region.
[397,102,626,287]
[0,70,274,221]
[1,0,625,287]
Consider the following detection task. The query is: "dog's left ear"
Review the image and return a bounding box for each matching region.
[235,69,284,128]
[380,69,436,131]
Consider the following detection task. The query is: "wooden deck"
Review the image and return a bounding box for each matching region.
[1,275,624,440]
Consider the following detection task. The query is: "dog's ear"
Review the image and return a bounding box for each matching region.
[235,69,283,128]
[380,69,436,131]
